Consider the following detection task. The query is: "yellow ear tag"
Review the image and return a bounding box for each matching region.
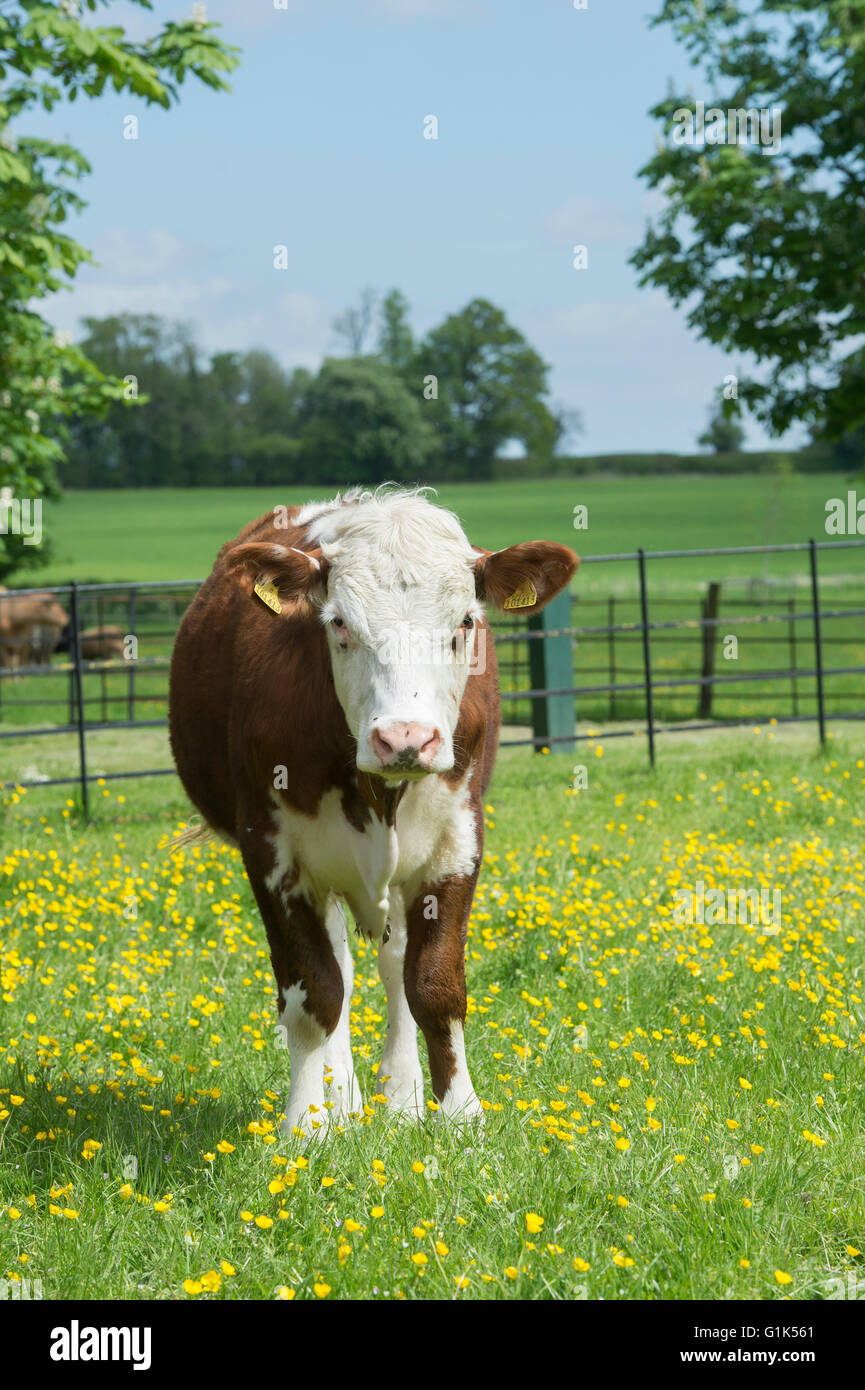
[503,580,538,611]
[254,578,282,614]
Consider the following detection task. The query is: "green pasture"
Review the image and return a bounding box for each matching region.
[3,474,862,737]
[0,724,862,1301]
[22,473,863,590]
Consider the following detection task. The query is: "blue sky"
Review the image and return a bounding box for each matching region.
[34,0,805,454]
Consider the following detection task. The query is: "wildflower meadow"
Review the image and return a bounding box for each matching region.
[1,724,862,1302]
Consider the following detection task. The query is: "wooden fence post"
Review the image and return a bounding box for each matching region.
[699,581,721,718]
[70,582,89,818]
[528,589,574,753]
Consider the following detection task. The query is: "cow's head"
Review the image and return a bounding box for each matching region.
[230,491,577,780]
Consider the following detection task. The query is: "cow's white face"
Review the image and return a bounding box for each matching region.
[228,489,579,782]
[317,513,481,778]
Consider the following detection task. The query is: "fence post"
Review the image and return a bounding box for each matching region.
[128,586,137,724]
[69,582,89,817]
[809,538,826,745]
[698,581,721,718]
[528,589,574,753]
[637,548,656,767]
[608,595,616,720]
[788,595,798,717]
[98,593,107,722]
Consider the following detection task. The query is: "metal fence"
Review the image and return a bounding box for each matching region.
[1,537,863,810]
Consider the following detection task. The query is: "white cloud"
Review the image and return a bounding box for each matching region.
[92,229,187,280]
[544,198,638,248]
[543,191,666,251]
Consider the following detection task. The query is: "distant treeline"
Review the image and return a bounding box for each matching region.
[61,298,570,489]
[494,448,850,479]
[61,304,860,489]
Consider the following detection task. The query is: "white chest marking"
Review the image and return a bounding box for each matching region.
[265,769,477,937]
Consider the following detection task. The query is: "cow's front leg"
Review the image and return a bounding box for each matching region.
[376,894,424,1118]
[404,875,483,1125]
[322,900,363,1121]
[245,857,346,1139]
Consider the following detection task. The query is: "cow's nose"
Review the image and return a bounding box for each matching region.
[371,722,441,769]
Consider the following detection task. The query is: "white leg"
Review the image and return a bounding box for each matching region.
[377,898,424,1118]
[279,983,330,1140]
[322,901,362,1120]
[438,1020,484,1125]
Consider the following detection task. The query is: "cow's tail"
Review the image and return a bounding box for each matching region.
[161,817,214,854]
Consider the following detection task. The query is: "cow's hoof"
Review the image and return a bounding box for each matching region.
[325,1071,363,1121]
[279,1107,331,1144]
[436,1093,486,1128]
[377,1068,425,1122]
[381,1093,426,1124]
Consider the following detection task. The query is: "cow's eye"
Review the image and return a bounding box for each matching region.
[461,614,474,629]
[332,616,345,630]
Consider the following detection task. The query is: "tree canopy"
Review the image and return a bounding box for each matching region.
[631,0,865,449]
[413,299,560,479]
[0,0,238,577]
[59,294,565,493]
[698,393,747,452]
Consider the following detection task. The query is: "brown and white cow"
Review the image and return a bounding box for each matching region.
[0,589,68,670]
[169,488,577,1138]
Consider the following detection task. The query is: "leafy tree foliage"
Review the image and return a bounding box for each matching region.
[62,292,566,489]
[377,288,414,372]
[698,394,747,452]
[293,356,439,484]
[0,0,237,576]
[413,299,560,479]
[632,0,865,442]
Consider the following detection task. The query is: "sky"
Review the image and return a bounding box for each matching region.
[30,0,807,455]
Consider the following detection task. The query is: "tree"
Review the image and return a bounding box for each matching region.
[698,395,746,452]
[66,314,206,486]
[0,0,238,576]
[332,286,378,355]
[550,402,584,456]
[63,317,311,487]
[294,356,439,485]
[415,299,559,478]
[631,1,865,443]
[377,288,414,372]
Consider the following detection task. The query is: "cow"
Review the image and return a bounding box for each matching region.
[169,488,578,1139]
[0,589,69,670]
[54,624,126,661]
[81,626,125,661]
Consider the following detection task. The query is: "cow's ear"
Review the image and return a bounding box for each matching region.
[227,542,328,608]
[474,541,578,613]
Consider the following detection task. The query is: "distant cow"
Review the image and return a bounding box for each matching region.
[169,488,577,1138]
[0,588,68,670]
[54,624,126,660]
[81,626,125,660]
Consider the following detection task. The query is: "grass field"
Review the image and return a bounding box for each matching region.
[1,725,863,1301]
[3,473,863,737]
[23,473,863,588]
